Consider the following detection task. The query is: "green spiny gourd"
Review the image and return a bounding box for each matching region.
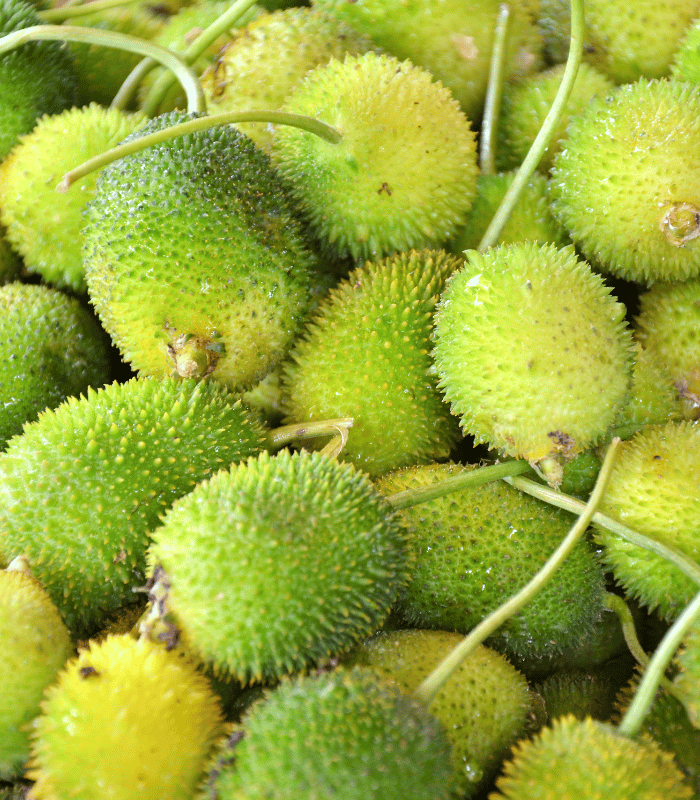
[673,619,700,730]
[0,0,79,160]
[0,227,20,284]
[550,79,700,284]
[432,242,633,474]
[202,667,455,800]
[672,17,700,84]
[347,629,533,798]
[0,558,73,781]
[281,250,462,477]
[492,714,692,799]
[0,282,111,449]
[311,0,543,121]
[147,449,409,684]
[532,669,624,726]
[374,463,607,664]
[199,6,377,152]
[0,104,148,293]
[594,420,700,621]
[272,51,479,264]
[0,376,267,636]
[26,633,226,800]
[82,111,318,392]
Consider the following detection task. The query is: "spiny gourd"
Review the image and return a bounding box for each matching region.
[0,0,79,160]
[311,0,543,120]
[82,111,318,392]
[0,558,73,781]
[0,376,267,636]
[199,6,377,152]
[550,79,700,284]
[593,420,700,621]
[374,462,607,664]
[532,669,622,725]
[0,282,111,449]
[432,242,633,474]
[0,104,148,293]
[348,629,533,798]
[272,51,479,264]
[147,449,410,684]
[672,17,700,84]
[202,667,455,800]
[492,714,693,799]
[281,249,462,478]
[26,633,226,800]
[673,619,700,730]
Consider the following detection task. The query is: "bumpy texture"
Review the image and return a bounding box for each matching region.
[27,633,225,800]
[594,421,700,621]
[0,283,111,449]
[674,621,700,731]
[148,450,409,684]
[207,668,454,800]
[493,715,692,799]
[282,250,462,477]
[312,0,543,120]
[83,111,317,392]
[672,17,700,84]
[350,630,532,798]
[0,0,79,159]
[0,377,266,635]
[0,104,147,292]
[273,52,479,263]
[550,80,700,284]
[433,242,633,463]
[0,565,73,780]
[375,463,607,661]
[201,7,377,152]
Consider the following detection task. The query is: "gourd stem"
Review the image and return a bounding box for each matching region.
[477,0,584,250]
[40,0,142,22]
[414,438,620,707]
[112,55,157,110]
[57,110,343,192]
[266,418,354,451]
[479,3,510,177]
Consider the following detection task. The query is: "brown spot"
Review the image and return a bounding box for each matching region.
[377,182,392,196]
[79,666,100,679]
[547,430,576,455]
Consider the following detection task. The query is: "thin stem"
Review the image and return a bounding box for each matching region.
[505,475,700,588]
[414,437,620,707]
[57,110,343,192]
[266,417,354,451]
[477,0,584,250]
[479,3,510,176]
[40,0,143,22]
[618,588,700,738]
[111,56,156,110]
[0,25,204,114]
[140,0,258,116]
[386,459,530,510]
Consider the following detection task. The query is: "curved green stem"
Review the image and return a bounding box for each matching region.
[111,55,157,110]
[386,459,530,510]
[266,417,354,452]
[477,0,584,250]
[479,3,510,177]
[0,25,204,114]
[413,437,620,707]
[504,474,700,588]
[618,588,700,738]
[57,110,342,191]
[140,0,259,116]
[40,0,142,22]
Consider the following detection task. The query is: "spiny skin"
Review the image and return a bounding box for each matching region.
[374,463,607,663]
[0,229,20,284]
[674,621,700,731]
[594,421,700,621]
[550,80,700,284]
[533,670,621,725]
[27,633,226,800]
[0,283,111,449]
[0,565,73,780]
[311,0,543,120]
[200,7,377,152]
[148,449,409,684]
[0,377,267,636]
[448,172,568,253]
[206,668,454,800]
[496,62,614,174]
[672,18,700,84]
[432,242,633,463]
[349,630,532,799]
[0,104,147,293]
[282,250,462,477]
[635,280,700,418]
[83,111,317,393]
[272,52,479,263]
[492,715,692,799]
[0,0,79,160]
